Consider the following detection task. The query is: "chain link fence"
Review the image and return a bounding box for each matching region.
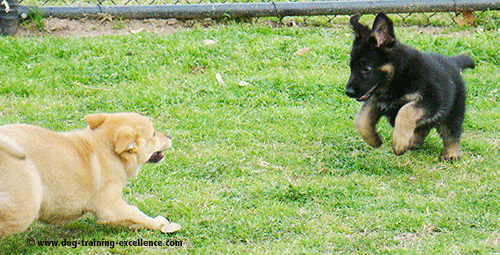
[0,0,496,31]
[12,0,500,27]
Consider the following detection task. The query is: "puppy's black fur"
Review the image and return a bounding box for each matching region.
[345,12,475,160]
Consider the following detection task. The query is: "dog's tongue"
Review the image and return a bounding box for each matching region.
[148,151,164,163]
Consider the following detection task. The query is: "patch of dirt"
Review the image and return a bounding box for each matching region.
[16,17,220,37]
[14,16,333,38]
[14,16,476,38]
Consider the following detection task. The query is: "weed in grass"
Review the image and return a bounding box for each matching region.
[112,17,125,29]
[20,7,45,31]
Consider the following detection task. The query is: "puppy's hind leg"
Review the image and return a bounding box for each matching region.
[355,101,383,147]
[438,90,465,161]
[437,123,461,161]
[392,101,426,155]
[0,156,42,237]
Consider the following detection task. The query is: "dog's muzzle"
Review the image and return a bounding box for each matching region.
[345,86,357,98]
[355,83,379,102]
[345,83,379,102]
[147,151,165,163]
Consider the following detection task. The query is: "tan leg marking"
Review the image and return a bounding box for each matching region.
[437,124,461,161]
[392,101,425,155]
[355,102,383,147]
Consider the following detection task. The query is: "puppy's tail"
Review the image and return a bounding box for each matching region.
[451,54,475,71]
[0,133,26,159]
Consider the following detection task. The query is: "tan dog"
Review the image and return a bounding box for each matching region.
[0,112,181,237]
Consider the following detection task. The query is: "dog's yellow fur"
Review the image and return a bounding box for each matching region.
[0,113,180,237]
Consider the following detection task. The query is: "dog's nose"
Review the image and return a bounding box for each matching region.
[345,86,356,98]
[345,75,358,98]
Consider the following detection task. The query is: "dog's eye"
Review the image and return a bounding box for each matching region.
[152,132,156,138]
[362,66,373,74]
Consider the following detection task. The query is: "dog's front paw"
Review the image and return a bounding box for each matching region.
[392,129,424,155]
[154,216,182,233]
[392,137,425,155]
[391,134,412,155]
[161,222,182,233]
[364,135,383,148]
[391,141,409,155]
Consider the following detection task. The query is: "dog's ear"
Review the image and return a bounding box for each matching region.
[115,126,137,155]
[84,113,108,129]
[350,13,370,39]
[371,12,396,48]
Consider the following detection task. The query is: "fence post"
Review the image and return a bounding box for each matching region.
[0,0,19,36]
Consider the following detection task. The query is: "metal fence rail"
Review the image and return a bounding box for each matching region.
[17,0,500,20]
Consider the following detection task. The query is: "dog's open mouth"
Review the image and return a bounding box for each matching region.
[356,84,379,102]
[147,151,165,163]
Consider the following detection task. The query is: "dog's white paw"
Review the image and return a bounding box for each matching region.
[161,222,182,233]
[154,216,182,233]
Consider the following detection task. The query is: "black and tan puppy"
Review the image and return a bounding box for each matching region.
[345,12,475,160]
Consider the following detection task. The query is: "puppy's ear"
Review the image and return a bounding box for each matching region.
[371,12,396,48]
[350,13,370,40]
[84,113,108,129]
[115,126,137,155]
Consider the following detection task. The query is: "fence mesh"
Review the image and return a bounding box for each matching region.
[20,0,380,5]
[15,0,500,27]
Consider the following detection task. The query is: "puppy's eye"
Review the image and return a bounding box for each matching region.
[152,132,156,138]
[362,66,373,74]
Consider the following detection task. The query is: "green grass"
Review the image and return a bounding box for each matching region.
[1,15,500,254]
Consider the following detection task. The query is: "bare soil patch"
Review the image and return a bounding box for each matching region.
[16,17,208,37]
[14,16,476,38]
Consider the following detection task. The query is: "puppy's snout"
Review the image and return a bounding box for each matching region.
[345,86,356,98]
[345,75,357,98]
[167,134,172,140]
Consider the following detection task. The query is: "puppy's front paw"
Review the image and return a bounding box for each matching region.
[391,141,408,155]
[391,134,413,155]
[392,131,423,155]
[392,136,429,156]
[161,222,182,233]
[154,216,182,233]
[365,135,383,148]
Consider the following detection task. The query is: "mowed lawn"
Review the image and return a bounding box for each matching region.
[1,14,499,254]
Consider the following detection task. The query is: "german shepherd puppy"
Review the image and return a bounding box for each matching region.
[345,12,475,160]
